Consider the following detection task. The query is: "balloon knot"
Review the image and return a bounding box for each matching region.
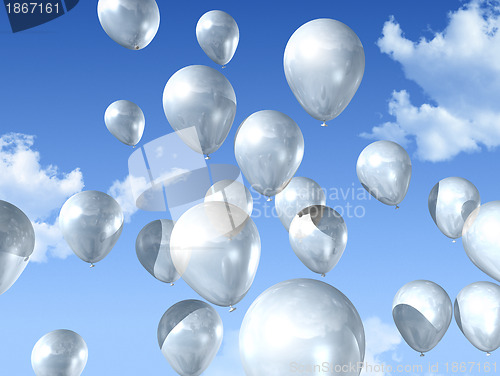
[24,257,29,262]
[221,65,226,69]
[266,196,273,202]
[134,45,140,50]
[452,240,457,243]
[420,353,425,357]
[395,205,400,210]
[321,273,326,277]
[170,283,174,286]
[321,122,328,127]
[229,305,236,312]
[133,145,136,148]
[205,155,211,160]
[487,352,491,356]
[90,263,95,268]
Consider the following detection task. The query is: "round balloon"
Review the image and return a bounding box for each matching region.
[158,299,223,376]
[392,280,452,356]
[136,219,180,285]
[170,202,260,310]
[163,65,236,158]
[462,201,500,282]
[0,200,35,295]
[196,10,239,67]
[240,279,365,376]
[455,281,500,355]
[97,0,160,50]
[289,205,347,277]
[205,179,253,216]
[356,140,411,207]
[59,191,124,266]
[104,100,145,146]
[275,176,326,231]
[284,19,365,126]
[32,329,88,376]
[234,110,304,198]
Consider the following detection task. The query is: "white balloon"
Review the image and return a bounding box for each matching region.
[104,100,145,146]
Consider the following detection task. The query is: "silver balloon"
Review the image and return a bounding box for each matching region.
[0,200,35,295]
[240,279,365,376]
[462,201,500,282]
[31,329,88,376]
[170,202,260,310]
[97,0,160,50]
[234,110,304,198]
[158,300,223,376]
[356,140,411,207]
[392,280,452,356]
[455,281,500,354]
[275,177,326,231]
[136,219,180,285]
[59,191,124,266]
[284,19,365,126]
[104,100,145,147]
[205,179,253,216]
[289,205,347,277]
[162,65,236,157]
[196,10,239,67]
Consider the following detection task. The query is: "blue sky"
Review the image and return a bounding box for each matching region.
[1,0,500,375]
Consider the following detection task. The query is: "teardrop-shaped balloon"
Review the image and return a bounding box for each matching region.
[462,201,500,282]
[240,279,365,376]
[104,100,145,146]
[163,65,236,157]
[97,0,160,50]
[284,18,365,126]
[158,300,223,376]
[392,280,452,356]
[170,202,260,310]
[135,219,180,284]
[32,329,88,376]
[196,10,239,67]
[234,110,304,198]
[455,281,500,354]
[289,205,347,277]
[0,200,35,295]
[356,140,412,207]
[205,179,253,216]
[59,191,124,266]
[275,176,326,231]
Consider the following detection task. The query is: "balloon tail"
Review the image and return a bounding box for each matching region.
[420,352,425,357]
[395,205,400,210]
[321,122,328,127]
[229,305,236,312]
[24,257,29,262]
[452,239,457,243]
[321,273,326,277]
[170,283,174,286]
[266,196,273,202]
[487,352,491,356]
[90,263,95,268]
[205,154,211,160]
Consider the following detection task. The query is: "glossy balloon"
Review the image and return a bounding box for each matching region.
[234,110,304,197]
[205,179,253,216]
[240,279,365,376]
[455,281,500,354]
[97,0,160,50]
[0,200,34,295]
[104,100,145,146]
[392,280,452,355]
[59,191,124,265]
[289,205,347,276]
[275,177,326,231]
[170,202,260,308]
[136,219,180,284]
[284,19,365,125]
[32,329,88,376]
[462,201,500,282]
[196,10,239,66]
[158,300,223,376]
[356,140,411,207]
[163,65,236,157]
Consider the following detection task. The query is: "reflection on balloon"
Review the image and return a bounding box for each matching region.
[97,0,160,50]
[0,200,35,296]
[234,110,304,199]
[104,100,145,147]
[196,10,239,67]
[356,140,411,208]
[462,201,500,282]
[32,329,88,376]
[205,179,253,216]
[289,205,347,277]
[392,280,452,356]
[284,18,365,126]
[170,202,260,310]
[240,279,365,376]
[59,191,124,267]
[158,300,223,376]
[455,281,500,355]
[136,219,180,285]
[275,176,326,231]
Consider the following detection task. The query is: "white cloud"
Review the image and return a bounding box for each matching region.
[204,329,245,376]
[363,0,500,161]
[107,175,140,223]
[31,221,71,262]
